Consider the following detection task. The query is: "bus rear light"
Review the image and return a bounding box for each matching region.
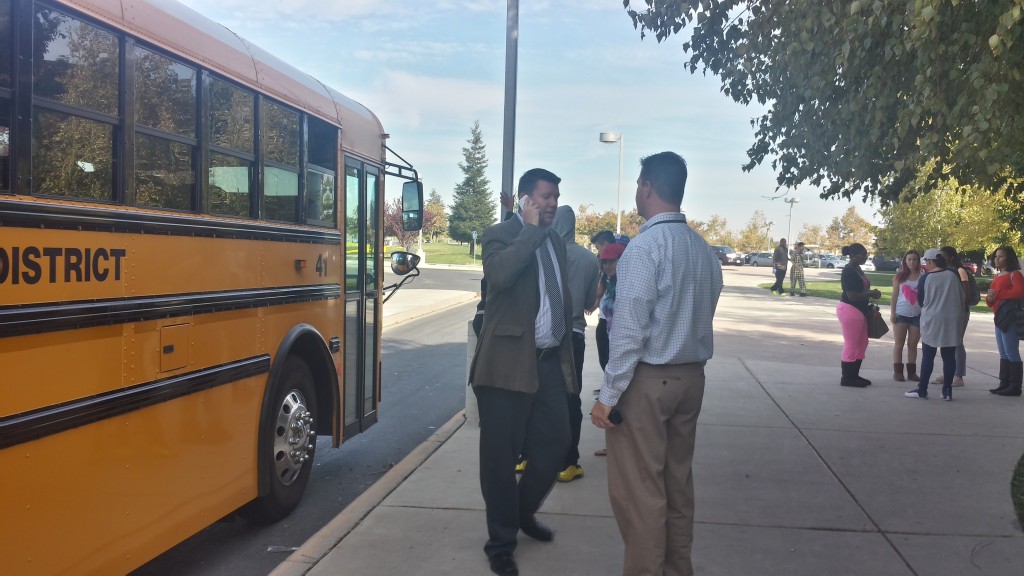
[294,259,307,270]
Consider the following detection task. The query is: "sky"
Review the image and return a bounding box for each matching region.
[175,0,880,240]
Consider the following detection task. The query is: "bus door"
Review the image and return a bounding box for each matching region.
[343,158,380,437]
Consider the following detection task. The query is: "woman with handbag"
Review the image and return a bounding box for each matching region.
[837,243,881,387]
[986,246,1024,396]
[905,249,964,400]
[890,250,922,382]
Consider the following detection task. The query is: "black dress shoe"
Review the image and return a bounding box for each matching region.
[489,552,519,576]
[520,519,554,542]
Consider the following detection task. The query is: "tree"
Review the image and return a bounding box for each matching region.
[734,210,772,253]
[383,198,418,251]
[874,175,1023,258]
[575,205,645,247]
[824,207,875,253]
[448,121,495,256]
[624,1,1024,212]
[797,223,828,250]
[423,189,448,242]
[700,214,736,247]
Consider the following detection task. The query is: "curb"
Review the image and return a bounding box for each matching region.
[269,411,467,576]
[381,292,478,329]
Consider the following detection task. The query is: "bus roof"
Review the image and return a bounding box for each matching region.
[66,0,385,163]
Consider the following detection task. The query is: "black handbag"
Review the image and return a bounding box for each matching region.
[995,300,1024,334]
[867,304,889,339]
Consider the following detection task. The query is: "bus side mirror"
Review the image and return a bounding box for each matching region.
[390,251,420,276]
[401,181,423,231]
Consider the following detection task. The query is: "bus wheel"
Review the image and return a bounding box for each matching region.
[243,356,318,523]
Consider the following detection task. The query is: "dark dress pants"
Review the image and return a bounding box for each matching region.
[771,267,786,292]
[474,352,570,558]
[565,331,586,467]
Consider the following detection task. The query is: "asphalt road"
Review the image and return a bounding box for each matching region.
[132,271,478,576]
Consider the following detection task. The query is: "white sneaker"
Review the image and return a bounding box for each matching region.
[904,388,927,399]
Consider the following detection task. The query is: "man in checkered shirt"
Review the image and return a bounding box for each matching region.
[591,151,723,576]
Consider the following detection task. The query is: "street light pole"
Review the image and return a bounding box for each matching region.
[599,132,623,235]
[784,197,800,244]
[766,221,775,251]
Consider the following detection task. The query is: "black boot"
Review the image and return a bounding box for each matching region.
[853,359,871,386]
[841,362,867,387]
[996,361,1023,397]
[990,358,1011,394]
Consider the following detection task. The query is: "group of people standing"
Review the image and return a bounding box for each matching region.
[836,242,1024,400]
[469,153,723,576]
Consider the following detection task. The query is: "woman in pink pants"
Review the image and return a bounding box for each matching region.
[836,243,882,387]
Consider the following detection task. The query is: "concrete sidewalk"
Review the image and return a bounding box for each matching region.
[275,279,1024,576]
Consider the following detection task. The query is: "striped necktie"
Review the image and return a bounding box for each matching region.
[537,242,566,343]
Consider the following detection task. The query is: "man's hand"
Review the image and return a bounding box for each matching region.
[591,400,616,429]
[500,191,513,214]
[520,195,540,227]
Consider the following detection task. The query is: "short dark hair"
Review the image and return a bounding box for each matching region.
[590,230,616,245]
[939,246,963,269]
[796,242,805,247]
[517,168,561,196]
[841,243,867,257]
[639,151,687,206]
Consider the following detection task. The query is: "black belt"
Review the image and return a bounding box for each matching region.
[536,347,558,360]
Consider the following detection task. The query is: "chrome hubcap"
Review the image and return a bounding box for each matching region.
[272,389,315,486]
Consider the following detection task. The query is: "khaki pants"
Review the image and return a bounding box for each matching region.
[607,362,705,576]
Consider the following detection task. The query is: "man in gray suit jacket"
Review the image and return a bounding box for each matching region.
[469,168,577,576]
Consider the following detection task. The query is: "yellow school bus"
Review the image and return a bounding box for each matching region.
[0,0,423,573]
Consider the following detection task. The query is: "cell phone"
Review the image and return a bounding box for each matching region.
[609,409,623,425]
[518,196,528,212]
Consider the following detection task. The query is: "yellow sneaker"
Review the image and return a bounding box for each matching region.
[514,459,527,473]
[557,464,584,482]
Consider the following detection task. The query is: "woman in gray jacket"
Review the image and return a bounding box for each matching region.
[905,248,966,400]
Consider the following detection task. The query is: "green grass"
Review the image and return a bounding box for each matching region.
[418,241,482,265]
[758,271,992,314]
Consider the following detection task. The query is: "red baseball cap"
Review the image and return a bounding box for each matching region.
[599,243,625,260]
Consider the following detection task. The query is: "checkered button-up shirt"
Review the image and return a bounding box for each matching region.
[600,212,723,406]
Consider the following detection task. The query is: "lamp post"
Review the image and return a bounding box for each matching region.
[784,197,800,245]
[765,221,775,251]
[598,132,624,235]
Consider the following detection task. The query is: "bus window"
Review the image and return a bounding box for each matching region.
[209,77,254,217]
[134,45,196,210]
[0,0,6,191]
[0,0,10,87]
[33,7,119,116]
[306,117,337,226]
[32,6,118,200]
[1,102,8,192]
[345,163,361,293]
[263,100,299,222]
[366,170,378,286]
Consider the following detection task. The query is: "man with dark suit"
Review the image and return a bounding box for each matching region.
[470,168,577,576]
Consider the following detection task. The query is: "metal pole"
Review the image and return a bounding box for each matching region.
[501,0,519,203]
[787,203,793,245]
[616,136,623,235]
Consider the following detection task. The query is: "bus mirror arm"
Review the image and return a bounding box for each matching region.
[383,268,420,304]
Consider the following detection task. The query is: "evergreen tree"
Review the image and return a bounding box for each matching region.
[448,121,496,256]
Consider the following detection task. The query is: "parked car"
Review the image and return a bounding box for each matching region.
[861,259,875,272]
[872,256,899,271]
[747,252,773,266]
[710,245,744,266]
[819,255,849,269]
[961,258,979,275]
[981,260,996,276]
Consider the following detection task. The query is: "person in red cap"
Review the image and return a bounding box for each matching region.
[598,242,626,334]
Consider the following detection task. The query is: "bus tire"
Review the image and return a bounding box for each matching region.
[242,356,318,523]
